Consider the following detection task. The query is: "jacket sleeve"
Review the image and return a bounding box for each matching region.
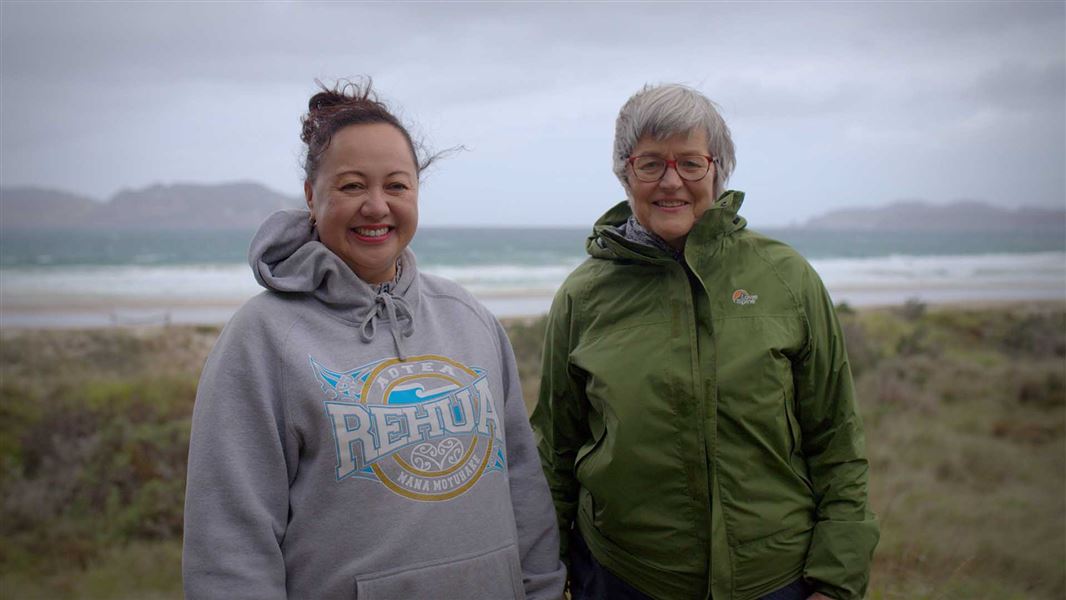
[182,310,298,600]
[494,319,568,600]
[794,268,880,600]
[530,287,590,563]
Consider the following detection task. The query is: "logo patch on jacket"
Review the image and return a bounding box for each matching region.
[311,354,506,502]
[732,289,758,305]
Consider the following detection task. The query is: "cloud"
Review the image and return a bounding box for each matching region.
[971,60,1066,113]
[1,1,1062,224]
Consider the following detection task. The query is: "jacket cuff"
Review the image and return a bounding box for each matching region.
[803,518,880,600]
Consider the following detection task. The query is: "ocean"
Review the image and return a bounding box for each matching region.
[1,228,1063,328]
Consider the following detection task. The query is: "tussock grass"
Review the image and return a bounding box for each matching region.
[849,303,1065,600]
[0,327,214,596]
[0,305,1062,598]
[1,540,183,600]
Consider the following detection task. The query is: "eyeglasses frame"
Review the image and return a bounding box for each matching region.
[626,154,716,183]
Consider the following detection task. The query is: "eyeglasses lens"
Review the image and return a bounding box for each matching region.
[632,156,711,182]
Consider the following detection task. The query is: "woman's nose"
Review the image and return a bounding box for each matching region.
[360,190,389,218]
[658,166,683,189]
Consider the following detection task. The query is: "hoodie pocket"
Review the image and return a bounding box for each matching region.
[354,543,525,600]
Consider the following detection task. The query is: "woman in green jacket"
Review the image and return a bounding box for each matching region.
[532,84,878,600]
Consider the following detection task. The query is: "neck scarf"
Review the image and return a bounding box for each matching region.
[617,215,683,261]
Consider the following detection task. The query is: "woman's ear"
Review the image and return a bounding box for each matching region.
[304,180,314,212]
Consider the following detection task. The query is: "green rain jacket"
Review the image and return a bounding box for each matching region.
[532,191,878,600]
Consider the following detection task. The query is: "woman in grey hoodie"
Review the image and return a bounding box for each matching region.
[182,80,566,600]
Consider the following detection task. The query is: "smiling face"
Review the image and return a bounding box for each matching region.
[625,128,716,251]
[304,123,418,284]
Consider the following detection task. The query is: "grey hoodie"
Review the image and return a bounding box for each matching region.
[183,210,566,599]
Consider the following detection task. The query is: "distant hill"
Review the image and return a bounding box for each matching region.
[0,182,303,230]
[4,184,1064,234]
[802,199,1066,233]
[0,187,102,230]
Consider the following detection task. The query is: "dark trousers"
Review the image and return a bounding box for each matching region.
[569,530,814,600]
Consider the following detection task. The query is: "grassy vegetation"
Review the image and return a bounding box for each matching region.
[0,326,217,599]
[843,303,1065,599]
[0,304,1062,599]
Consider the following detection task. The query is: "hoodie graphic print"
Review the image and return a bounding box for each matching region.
[314,353,507,500]
[182,209,565,600]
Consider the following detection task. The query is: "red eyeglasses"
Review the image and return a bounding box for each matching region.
[627,154,715,182]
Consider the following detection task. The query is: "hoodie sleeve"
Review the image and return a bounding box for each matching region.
[530,286,590,564]
[494,318,568,600]
[183,307,299,600]
[793,267,880,600]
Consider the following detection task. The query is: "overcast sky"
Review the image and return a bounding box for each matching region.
[2,1,1063,227]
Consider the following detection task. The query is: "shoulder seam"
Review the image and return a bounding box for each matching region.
[421,291,500,352]
[278,311,306,451]
[745,237,814,351]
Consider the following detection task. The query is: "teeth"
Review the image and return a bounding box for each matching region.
[355,227,389,237]
[657,201,685,208]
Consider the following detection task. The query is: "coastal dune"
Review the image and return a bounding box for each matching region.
[0,301,1063,598]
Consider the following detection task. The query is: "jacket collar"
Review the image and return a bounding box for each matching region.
[587,190,747,261]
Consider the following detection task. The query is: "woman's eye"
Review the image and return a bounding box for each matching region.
[386,182,410,192]
[340,182,365,192]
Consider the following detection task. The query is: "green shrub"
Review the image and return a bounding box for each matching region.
[1015,366,1066,409]
[503,317,548,413]
[1,368,197,577]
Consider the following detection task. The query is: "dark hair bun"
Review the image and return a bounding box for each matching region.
[300,78,421,179]
[308,90,349,113]
[307,81,375,112]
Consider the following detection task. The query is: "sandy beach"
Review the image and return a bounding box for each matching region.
[0,293,559,328]
[3,278,1064,329]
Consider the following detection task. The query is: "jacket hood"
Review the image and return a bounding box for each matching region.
[586,190,748,262]
[249,209,419,357]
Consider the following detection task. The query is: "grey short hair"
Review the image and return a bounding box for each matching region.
[613,83,736,200]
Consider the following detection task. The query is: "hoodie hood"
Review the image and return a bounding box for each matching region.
[249,209,418,358]
[586,190,748,262]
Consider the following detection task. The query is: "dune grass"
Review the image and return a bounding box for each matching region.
[0,303,1062,599]
[848,304,1065,599]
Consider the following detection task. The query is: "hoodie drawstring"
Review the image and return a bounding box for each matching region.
[359,291,415,360]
